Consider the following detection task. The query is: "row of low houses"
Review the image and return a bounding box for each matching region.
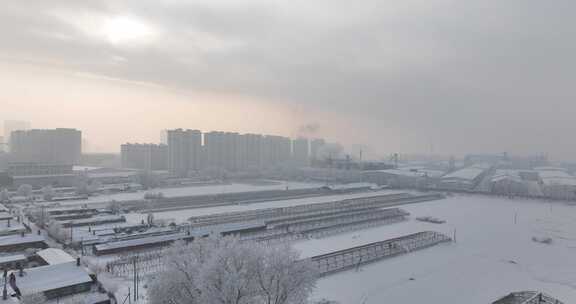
[362,164,484,190]
[486,167,576,199]
[0,233,94,301]
[0,204,111,303]
[0,164,144,190]
[362,168,445,189]
[0,205,28,237]
[363,164,576,200]
[488,169,543,197]
[0,246,100,302]
[437,164,492,191]
[536,167,576,200]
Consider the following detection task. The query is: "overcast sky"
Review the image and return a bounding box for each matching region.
[1,0,575,160]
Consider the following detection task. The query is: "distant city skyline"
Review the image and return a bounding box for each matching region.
[122,129,324,175]
[0,118,563,162]
[3,1,576,160]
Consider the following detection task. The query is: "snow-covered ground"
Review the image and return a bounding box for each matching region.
[125,189,406,224]
[295,195,576,303]
[53,181,324,207]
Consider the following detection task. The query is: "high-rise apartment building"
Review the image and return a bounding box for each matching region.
[10,128,81,165]
[292,137,310,166]
[262,135,291,168]
[160,130,168,145]
[167,129,202,177]
[121,143,168,171]
[4,120,30,152]
[244,134,263,170]
[204,131,245,171]
[310,138,326,163]
[162,128,324,174]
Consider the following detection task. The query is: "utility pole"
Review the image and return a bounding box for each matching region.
[3,269,7,300]
[133,257,138,302]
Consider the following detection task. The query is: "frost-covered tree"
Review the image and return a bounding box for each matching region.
[253,245,317,304]
[17,184,33,197]
[42,186,55,201]
[146,213,154,226]
[88,180,102,193]
[75,181,89,196]
[107,200,122,215]
[148,237,317,304]
[47,222,70,243]
[201,239,261,304]
[0,188,10,202]
[137,171,160,189]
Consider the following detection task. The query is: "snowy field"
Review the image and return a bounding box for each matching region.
[54,181,324,207]
[125,189,406,224]
[294,195,576,303]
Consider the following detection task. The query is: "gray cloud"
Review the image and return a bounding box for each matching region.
[2,0,576,158]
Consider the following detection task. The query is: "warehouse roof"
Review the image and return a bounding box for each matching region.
[6,262,92,295]
[36,248,76,265]
[442,164,490,181]
[0,234,45,247]
[95,232,191,252]
[0,254,26,266]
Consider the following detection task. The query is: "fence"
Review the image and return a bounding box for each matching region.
[493,291,565,304]
[189,193,441,228]
[105,249,166,277]
[188,193,412,226]
[104,213,410,277]
[309,231,451,276]
[238,209,408,243]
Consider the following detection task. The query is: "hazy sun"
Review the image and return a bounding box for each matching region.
[102,16,156,46]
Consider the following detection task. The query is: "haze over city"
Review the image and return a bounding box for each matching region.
[3,2,576,304]
[2,1,576,159]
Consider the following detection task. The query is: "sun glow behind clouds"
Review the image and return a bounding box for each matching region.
[49,10,159,47]
[101,16,157,46]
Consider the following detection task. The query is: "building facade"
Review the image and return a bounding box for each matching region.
[310,138,326,164]
[164,129,324,174]
[262,135,291,169]
[292,137,310,166]
[3,120,30,152]
[10,128,81,165]
[167,129,202,177]
[204,131,246,171]
[7,162,73,176]
[6,163,76,188]
[121,143,168,171]
[244,133,263,170]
